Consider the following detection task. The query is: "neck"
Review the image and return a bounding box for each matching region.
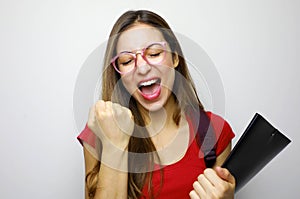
[138,95,179,136]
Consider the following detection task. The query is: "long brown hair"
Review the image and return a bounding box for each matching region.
[86,10,204,199]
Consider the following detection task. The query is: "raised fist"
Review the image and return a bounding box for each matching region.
[87,100,134,150]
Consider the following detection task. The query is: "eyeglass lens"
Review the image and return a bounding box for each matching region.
[114,43,166,74]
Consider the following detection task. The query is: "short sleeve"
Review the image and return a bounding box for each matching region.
[77,125,102,160]
[206,112,235,156]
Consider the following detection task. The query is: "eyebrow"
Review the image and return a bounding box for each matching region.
[117,41,165,54]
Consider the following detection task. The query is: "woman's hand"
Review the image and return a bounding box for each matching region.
[87,100,134,151]
[189,167,235,199]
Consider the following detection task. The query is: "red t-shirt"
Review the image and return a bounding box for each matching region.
[77,112,235,199]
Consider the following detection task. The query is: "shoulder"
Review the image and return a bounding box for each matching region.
[206,112,233,134]
[186,109,233,136]
[206,111,235,156]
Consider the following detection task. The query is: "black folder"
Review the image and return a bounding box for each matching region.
[222,113,291,192]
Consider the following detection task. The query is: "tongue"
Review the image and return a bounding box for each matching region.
[141,84,159,95]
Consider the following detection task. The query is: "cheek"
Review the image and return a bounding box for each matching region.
[164,53,176,67]
[120,75,136,95]
[162,67,176,91]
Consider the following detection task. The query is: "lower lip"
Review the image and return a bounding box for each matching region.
[139,84,161,101]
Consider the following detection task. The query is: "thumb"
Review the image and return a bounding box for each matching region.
[215,166,235,185]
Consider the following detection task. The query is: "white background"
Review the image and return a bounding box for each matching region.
[0,0,299,198]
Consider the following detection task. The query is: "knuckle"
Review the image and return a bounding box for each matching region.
[192,181,198,188]
[204,168,213,176]
[95,100,103,108]
[189,190,198,199]
[106,101,112,108]
[197,174,204,181]
[189,190,194,198]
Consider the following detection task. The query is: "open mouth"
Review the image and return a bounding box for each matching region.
[138,78,161,100]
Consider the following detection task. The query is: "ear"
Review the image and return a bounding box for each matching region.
[172,52,179,68]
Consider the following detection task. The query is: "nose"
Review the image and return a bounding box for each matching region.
[136,54,151,74]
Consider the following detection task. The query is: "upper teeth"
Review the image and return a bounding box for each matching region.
[139,79,158,87]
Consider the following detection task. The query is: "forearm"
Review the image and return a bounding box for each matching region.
[93,147,128,199]
[85,100,133,199]
[93,164,128,198]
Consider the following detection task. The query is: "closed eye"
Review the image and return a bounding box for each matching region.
[121,59,133,66]
[149,52,161,57]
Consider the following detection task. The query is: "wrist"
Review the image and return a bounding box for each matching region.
[101,142,128,172]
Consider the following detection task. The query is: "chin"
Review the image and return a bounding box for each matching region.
[132,88,172,112]
[136,98,164,112]
[145,103,165,112]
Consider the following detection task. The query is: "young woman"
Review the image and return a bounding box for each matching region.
[78,10,236,199]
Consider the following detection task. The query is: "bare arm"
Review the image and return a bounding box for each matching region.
[83,147,128,199]
[83,147,98,199]
[213,142,232,168]
[83,100,134,199]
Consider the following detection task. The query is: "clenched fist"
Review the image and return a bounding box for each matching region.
[87,100,134,151]
[189,167,235,199]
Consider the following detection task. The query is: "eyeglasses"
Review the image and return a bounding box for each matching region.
[111,41,167,74]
